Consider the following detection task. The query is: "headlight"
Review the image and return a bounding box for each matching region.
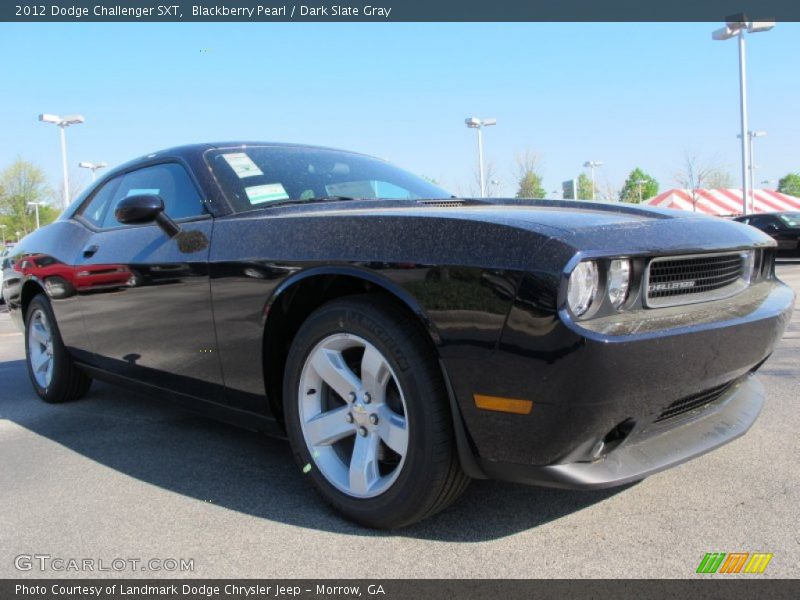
[607,259,631,309]
[567,260,599,317]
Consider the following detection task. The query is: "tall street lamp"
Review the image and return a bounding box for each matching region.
[583,160,603,200]
[79,161,108,182]
[712,17,775,215]
[633,179,647,203]
[39,113,85,210]
[27,202,44,230]
[465,117,497,198]
[748,130,766,209]
[0,224,7,246]
[736,130,767,213]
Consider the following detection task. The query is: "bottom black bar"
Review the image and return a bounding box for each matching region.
[2,580,799,600]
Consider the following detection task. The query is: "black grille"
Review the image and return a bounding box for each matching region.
[655,381,734,422]
[647,253,744,301]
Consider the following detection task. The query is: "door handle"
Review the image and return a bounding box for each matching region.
[82,244,99,258]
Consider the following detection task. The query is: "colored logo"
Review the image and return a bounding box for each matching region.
[696,552,773,574]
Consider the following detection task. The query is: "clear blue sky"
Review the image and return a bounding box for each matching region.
[1,22,798,200]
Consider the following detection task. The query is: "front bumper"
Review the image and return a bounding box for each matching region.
[478,374,763,489]
[446,277,793,486]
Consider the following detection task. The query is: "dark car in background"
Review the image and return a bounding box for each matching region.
[2,143,794,528]
[735,212,800,257]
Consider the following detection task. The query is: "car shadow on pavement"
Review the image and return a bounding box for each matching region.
[1,361,630,542]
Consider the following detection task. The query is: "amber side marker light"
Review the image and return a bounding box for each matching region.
[473,394,533,415]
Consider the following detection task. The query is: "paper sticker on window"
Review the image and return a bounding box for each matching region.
[325,180,376,198]
[245,183,289,204]
[222,152,263,179]
[126,188,160,197]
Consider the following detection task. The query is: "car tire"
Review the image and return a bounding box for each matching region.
[283,294,469,529]
[25,293,92,404]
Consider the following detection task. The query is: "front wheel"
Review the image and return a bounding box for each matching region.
[25,294,92,403]
[283,295,469,529]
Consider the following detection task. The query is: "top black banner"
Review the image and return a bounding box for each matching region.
[3,1,800,22]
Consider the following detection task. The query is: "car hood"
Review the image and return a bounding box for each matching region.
[223,198,775,273]
[284,198,674,230]
[275,198,773,252]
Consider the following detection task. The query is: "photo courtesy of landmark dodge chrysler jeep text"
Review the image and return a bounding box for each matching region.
[2,142,793,528]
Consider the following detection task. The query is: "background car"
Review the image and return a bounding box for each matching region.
[3,143,793,528]
[0,246,15,305]
[734,212,800,257]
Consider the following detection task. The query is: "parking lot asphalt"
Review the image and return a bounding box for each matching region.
[1,264,798,579]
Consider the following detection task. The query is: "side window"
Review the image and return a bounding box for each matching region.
[754,217,780,231]
[101,163,204,229]
[78,177,122,227]
[769,216,785,229]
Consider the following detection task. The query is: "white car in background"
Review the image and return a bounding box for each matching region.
[0,246,14,304]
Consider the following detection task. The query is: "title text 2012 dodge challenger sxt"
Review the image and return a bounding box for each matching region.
[2,143,794,528]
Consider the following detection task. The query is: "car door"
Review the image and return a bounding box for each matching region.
[73,161,224,402]
[767,216,799,252]
[750,215,795,252]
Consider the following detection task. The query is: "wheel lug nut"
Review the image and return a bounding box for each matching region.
[369,414,378,425]
[348,392,356,402]
[358,427,368,437]
[345,413,354,423]
[363,392,371,404]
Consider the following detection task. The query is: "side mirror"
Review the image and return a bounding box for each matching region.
[115,194,181,238]
[765,223,779,232]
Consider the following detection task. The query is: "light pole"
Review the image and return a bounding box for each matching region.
[633,179,647,203]
[15,231,21,243]
[736,130,766,213]
[465,117,497,197]
[27,202,44,230]
[0,224,6,246]
[713,18,775,215]
[583,160,603,200]
[748,130,766,210]
[79,161,108,182]
[39,113,85,210]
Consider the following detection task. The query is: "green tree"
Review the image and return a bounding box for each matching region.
[777,173,800,197]
[514,150,545,199]
[516,171,545,198]
[577,173,593,200]
[0,159,57,237]
[619,168,659,203]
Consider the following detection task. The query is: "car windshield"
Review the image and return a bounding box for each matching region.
[778,213,800,227]
[206,146,452,213]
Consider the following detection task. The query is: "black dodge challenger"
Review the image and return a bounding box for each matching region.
[2,143,794,528]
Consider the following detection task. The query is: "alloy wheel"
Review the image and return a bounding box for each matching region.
[28,308,55,389]
[298,333,409,498]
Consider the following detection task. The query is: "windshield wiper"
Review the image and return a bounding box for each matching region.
[268,195,361,207]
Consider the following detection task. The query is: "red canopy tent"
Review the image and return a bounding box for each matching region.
[646,188,800,216]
